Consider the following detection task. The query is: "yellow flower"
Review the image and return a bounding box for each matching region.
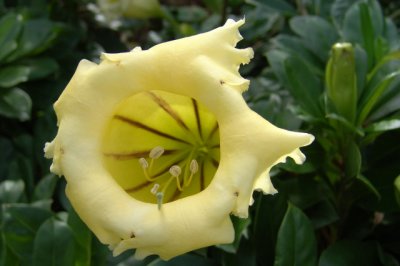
[97,0,162,20]
[44,19,314,260]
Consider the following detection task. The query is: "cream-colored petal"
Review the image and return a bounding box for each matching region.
[45,19,313,260]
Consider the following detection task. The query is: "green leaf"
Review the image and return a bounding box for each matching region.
[67,208,92,266]
[0,66,30,88]
[325,113,364,136]
[319,240,381,266]
[0,180,24,204]
[305,200,339,229]
[21,57,59,80]
[32,218,75,266]
[33,174,58,201]
[274,203,317,266]
[342,0,384,66]
[289,16,338,62]
[344,140,361,179]
[331,0,354,28]
[275,176,327,209]
[2,204,52,261]
[6,18,59,62]
[395,175,400,207]
[218,215,251,253]
[0,13,22,61]
[358,70,400,124]
[271,35,323,74]
[149,253,217,266]
[248,0,295,14]
[359,2,375,68]
[8,155,34,198]
[366,119,400,133]
[0,88,31,121]
[348,175,381,205]
[253,193,288,266]
[284,56,323,117]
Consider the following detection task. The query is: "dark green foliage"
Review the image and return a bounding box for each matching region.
[0,0,399,265]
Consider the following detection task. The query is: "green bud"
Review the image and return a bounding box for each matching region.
[326,43,357,123]
[98,0,162,20]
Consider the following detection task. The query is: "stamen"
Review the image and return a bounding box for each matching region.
[150,183,160,195]
[169,165,183,191]
[169,165,182,177]
[190,159,198,174]
[149,146,164,171]
[149,146,164,159]
[139,158,149,168]
[139,157,156,181]
[184,159,198,187]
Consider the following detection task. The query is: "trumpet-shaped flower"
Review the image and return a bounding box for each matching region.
[44,19,314,260]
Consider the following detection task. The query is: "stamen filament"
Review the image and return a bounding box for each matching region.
[139,157,157,182]
[184,159,198,187]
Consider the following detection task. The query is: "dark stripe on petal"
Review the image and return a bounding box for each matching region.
[200,160,205,191]
[114,115,189,144]
[104,149,177,160]
[192,99,202,138]
[125,180,152,193]
[169,187,182,202]
[146,91,189,130]
[211,158,219,169]
[206,122,219,141]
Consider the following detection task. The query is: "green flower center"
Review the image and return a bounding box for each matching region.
[102,90,220,205]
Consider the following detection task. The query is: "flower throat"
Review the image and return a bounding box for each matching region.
[102,90,220,205]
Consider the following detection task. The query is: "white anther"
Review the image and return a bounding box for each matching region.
[150,183,160,195]
[149,146,165,159]
[169,165,182,177]
[139,158,149,169]
[190,160,198,174]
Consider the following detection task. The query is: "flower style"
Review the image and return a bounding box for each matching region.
[44,19,314,260]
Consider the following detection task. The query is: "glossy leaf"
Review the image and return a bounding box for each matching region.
[358,70,400,124]
[319,240,381,266]
[0,180,24,204]
[149,253,218,266]
[0,13,22,61]
[67,208,92,266]
[218,215,251,253]
[0,88,31,121]
[2,204,52,261]
[395,175,400,207]
[304,200,339,229]
[366,119,400,132]
[284,56,323,117]
[253,193,288,266]
[290,16,338,61]
[344,140,361,179]
[32,217,75,266]
[32,174,58,201]
[5,18,59,62]
[0,66,30,88]
[274,203,317,266]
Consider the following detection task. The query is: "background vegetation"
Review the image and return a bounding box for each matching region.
[1,0,400,265]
